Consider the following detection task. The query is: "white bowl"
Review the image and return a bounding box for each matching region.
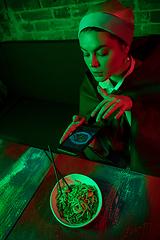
[50,173,103,228]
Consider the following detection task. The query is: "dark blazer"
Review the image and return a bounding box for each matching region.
[79,35,160,177]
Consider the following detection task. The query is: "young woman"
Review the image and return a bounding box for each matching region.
[60,0,160,177]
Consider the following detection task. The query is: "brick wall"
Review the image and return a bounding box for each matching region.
[0,0,160,42]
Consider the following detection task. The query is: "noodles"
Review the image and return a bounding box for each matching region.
[56,180,99,224]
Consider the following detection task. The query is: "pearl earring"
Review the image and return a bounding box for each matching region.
[125,55,130,63]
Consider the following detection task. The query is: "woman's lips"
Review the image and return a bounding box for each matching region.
[92,72,104,77]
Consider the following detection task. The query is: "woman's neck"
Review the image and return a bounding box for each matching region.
[110,57,131,83]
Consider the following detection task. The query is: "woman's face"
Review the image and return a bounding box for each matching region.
[79,30,128,82]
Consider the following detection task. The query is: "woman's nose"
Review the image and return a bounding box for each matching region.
[90,54,100,67]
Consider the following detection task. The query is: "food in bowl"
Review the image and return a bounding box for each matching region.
[50,174,102,228]
[56,180,98,224]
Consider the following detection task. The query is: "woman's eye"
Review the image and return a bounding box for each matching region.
[82,50,108,57]
[98,51,108,56]
[83,54,90,57]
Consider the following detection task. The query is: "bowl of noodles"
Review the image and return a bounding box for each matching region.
[50,173,102,228]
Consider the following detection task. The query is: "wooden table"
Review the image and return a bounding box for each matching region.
[0,140,51,240]
[5,154,160,240]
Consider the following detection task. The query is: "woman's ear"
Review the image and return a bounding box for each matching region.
[124,45,130,54]
[121,44,130,54]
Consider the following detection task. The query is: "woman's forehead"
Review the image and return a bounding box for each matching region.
[79,31,114,50]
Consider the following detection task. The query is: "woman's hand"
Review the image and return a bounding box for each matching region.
[59,115,86,144]
[91,85,133,122]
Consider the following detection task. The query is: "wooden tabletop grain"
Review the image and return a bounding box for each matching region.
[0,140,51,240]
[4,153,160,240]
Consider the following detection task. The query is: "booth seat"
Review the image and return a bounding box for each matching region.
[0,35,159,152]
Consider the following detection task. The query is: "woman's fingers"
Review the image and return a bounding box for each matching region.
[92,98,119,121]
[93,100,127,121]
[92,88,133,122]
[59,122,75,144]
[59,115,86,143]
[102,101,122,119]
[73,115,86,125]
[91,97,114,117]
[114,106,126,119]
[72,115,79,122]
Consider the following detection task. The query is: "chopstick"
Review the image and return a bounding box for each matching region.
[43,149,66,187]
[43,146,71,194]
[48,145,62,195]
